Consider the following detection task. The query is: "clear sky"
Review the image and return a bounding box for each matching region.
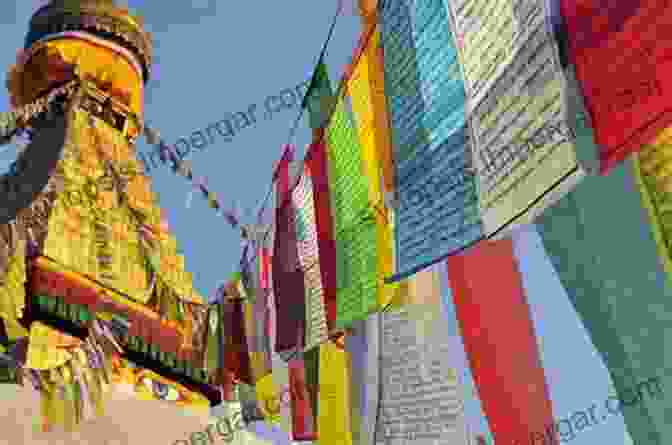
[0,2,631,444]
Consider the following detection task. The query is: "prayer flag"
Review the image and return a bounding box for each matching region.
[558,0,672,173]
[305,138,338,332]
[288,357,317,441]
[346,23,397,308]
[380,0,483,282]
[317,341,353,445]
[291,164,329,351]
[272,146,306,354]
[537,159,672,445]
[324,96,378,329]
[444,0,584,241]
[535,29,672,441]
[445,238,556,445]
[302,58,336,131]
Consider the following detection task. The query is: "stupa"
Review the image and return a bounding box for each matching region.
[0,0,226,431]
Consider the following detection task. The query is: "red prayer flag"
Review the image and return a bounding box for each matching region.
[288,358,317,441]
[560,0,672,173]
[446,238,557,445]
[272,145,307,354]
[304,134,338,332]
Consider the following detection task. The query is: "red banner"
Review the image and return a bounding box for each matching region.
[561,0,672,173]
[288,358,317,441]
[446,239,557,445]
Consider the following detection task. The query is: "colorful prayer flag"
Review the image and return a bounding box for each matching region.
[380,0,483,282]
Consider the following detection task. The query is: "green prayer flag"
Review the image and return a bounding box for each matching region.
[325,97,378,329]
[302,58,336,131]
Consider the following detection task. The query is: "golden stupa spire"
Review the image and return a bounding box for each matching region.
[7,0,152,111]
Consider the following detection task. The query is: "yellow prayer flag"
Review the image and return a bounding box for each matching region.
[318,342,353,445]
[633,127,672,283]
[255,373,281,425]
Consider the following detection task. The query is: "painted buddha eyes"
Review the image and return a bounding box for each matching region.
[142,377,182,401]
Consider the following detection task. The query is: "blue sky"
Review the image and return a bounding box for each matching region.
[0,2,631,444]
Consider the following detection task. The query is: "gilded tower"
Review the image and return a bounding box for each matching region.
[0,0,221,431]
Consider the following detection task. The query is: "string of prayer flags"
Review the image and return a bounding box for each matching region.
[558,0,672,173]
[143,125,243,233]
[379,0,483,282]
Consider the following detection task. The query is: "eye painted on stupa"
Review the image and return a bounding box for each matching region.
[142,377,181,402]
[132,370,199,404]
